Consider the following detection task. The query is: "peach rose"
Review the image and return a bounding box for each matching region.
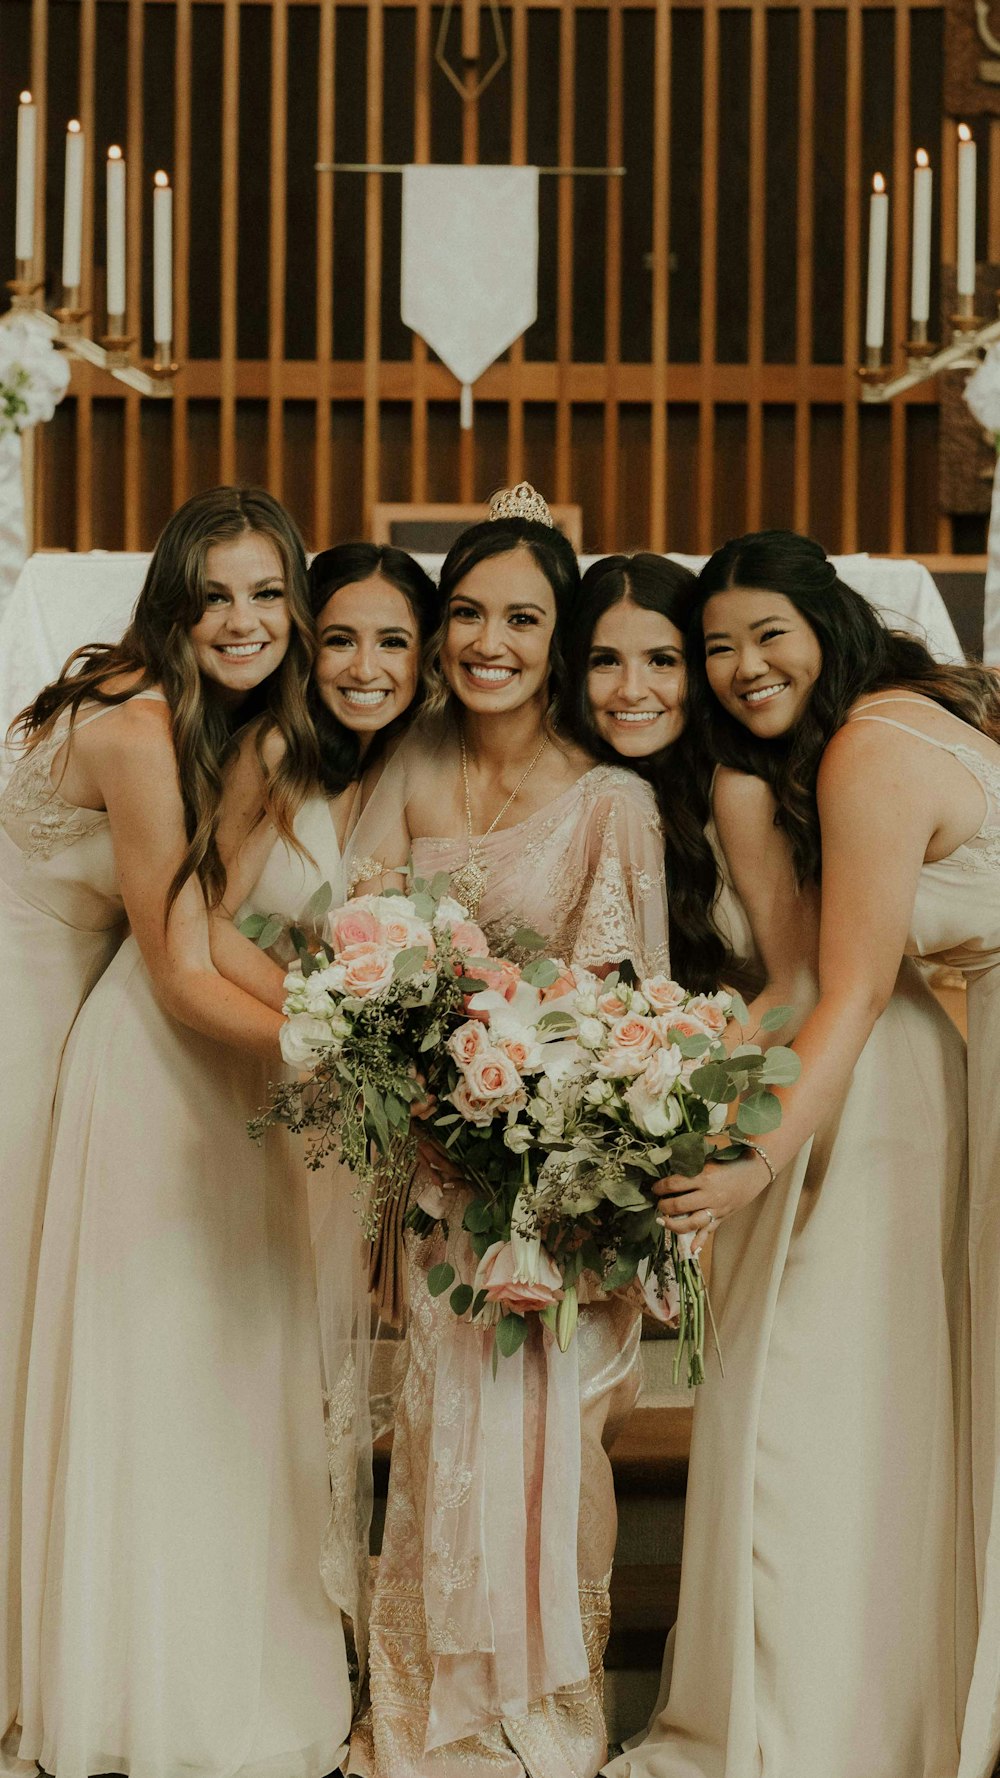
[652,1011,712,1044]
[683,994,729,1037]
[597,989,629,1019]
[641,975,689,1015]
[329,907,380,952]
[449,920,489,958]
[380,913,435,955]
[497,1036,534,1072]
[339,940,395,998]
[464,1048,524,1104]
[541,965,578,1003]
[464,957,522,1008]
[447,1020,489,1069]
[609,1013,658,1059]
[449,1079,496,1126]
[474,1240,564,1314]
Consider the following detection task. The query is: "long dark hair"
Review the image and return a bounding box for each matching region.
[689,528,1000,882]
[426,515,581,732]
[258,542,440,827]
[12,485,314,914]
[565,552,730,994]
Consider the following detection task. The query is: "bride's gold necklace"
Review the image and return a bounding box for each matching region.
[451,732,549,918]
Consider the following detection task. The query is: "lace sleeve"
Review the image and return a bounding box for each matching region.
[569,774,670,976]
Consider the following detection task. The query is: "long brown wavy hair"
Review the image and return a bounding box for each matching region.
[11,485,315,913]
[565,552,733,994]
[687,529,1000,883]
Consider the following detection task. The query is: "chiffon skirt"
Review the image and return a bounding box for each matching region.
[608,960,972,1778]
[18,936,351,1778]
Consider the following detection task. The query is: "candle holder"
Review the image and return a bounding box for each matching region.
[905,319,937,364]
[858,345,893,389]
[99,313,134,367]
[148,339,179,380]
[52,286,89,333]
[7,259,42,310]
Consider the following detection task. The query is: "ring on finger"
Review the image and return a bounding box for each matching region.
[703,1208,716,1229]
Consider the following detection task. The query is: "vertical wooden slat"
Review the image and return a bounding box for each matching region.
[172,0,192,507]
[314,0,335,546]
[505,0,529,488]
[888,0,909,551]
[601,0,624,551]
[793,0,814,533]
[938,114,958,553]
[268,0,288,498]
[649,0,669,551]
[458,3,478,501]
[123,0,144,548]
[362,0,384,530]
[554,4,576,507]
[990,118,1000,265]
[75,0,97,550]
[745,0,766,531]
[409,0,432,503]
[219,0,240,485]
[30,0,48,551]
[697,0,719,554]
[840,0,862,553]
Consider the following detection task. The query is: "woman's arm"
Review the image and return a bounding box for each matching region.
[712,767,820,1046]
[658,722,935,1246]
[208,725,289,1013]
[92,702,286,1060]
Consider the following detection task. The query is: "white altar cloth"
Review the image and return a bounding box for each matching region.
[0,549,965,783]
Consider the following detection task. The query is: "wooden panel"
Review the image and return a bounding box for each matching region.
[14,0,963,557]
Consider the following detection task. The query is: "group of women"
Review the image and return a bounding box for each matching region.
[0,477,996,1778]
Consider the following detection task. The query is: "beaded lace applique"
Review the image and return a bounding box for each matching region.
[0,735,106,862]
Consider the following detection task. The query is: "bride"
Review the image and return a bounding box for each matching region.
[347,485,670,1778]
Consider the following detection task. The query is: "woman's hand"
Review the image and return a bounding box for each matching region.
[654,1153,773,1255]
[416,1136,464,1189]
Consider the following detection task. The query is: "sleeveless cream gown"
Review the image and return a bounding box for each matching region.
[608,711,977,1778]
[0,697,159,1762]
[18,796,353,1778]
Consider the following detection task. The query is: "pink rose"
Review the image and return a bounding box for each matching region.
[653,1011,711,1043]
[683,994,729,1037]
[641,975,689,1015]
[464,1048,525,1105]
[541,965,578,1003]
[497,1036,533,1072]
[329,907,380,952]
[447,1021,490,1069]
[449,1079,496,1126]
[381,914,435,956]
[464,957,521,1008]
[609,1013,658,1059]
[449,920,489,957]
[474,1240,564,1314]
[597,990,629,1019]
[339,940,395,998]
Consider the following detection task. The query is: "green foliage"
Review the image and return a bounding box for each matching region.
[736,1089,783,1134]
[450,1283,474,1316]
[759,1004,794,1032]
[759,1046,801,1086]
[427,1263,456,1297]
[495,1313,529,1358]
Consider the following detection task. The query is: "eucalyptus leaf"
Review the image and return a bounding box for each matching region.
[603,1254,639,1292]
[736,1089,783,1135]
[668,1030,712,1059]
[393,945,428,980]
[759,1046,802,1086]
[600,1174,650,1209]
[299,949,320,979]
[728,991,750,1027]
[288,925,309,956]
[496,1313,529,1358]
[689,1062,733,1103]
[256,916,286,951]
[463,1201,493,1234]
[237,912,268,941]
[509,926,546,951]
[471,1288,489,1319]
[450,1283,474,1316]
[522,957,561,988]
[427,1263,456,1297]
[430,871,453,899]
[760,1004,795,1032]
[666,1131,710,1177]
[412,892,435,919]
[306,879,333,924]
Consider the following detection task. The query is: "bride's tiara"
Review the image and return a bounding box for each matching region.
[487,482,554,529]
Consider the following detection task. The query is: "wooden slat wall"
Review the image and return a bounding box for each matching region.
[15,0,976,559]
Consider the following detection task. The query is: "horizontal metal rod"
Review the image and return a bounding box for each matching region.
[314,161,626,176]
[860,314,1000,401]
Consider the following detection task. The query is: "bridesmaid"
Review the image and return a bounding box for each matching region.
[609,530,985,1778]
[0,485,309,1766]
[208,541,441,1667]
[346,486,670,1778]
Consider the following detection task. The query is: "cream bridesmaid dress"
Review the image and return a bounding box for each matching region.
[0,694,163,1763]
[18,795,354,1778]
[607,735,973,1778]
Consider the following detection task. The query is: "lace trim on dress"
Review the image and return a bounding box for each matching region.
[0,734,106,861]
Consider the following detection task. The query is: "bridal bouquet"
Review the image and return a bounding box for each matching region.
[251,876,800,1384]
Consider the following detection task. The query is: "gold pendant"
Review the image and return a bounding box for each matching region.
[450,852,488,919]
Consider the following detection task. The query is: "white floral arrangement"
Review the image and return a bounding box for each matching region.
[0,314,70,439]
[964,344,1000,449]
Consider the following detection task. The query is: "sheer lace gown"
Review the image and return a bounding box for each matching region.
[0,697,159,1760]
[18,795,353,1778]
[349,762,671,1778]
[608,720,976,1778]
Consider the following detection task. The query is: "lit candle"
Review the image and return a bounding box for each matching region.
[910,148,932,329]
[106,146,126,321]
[152,170,173,345]
[865,172,889,352]
[61,119,85,292]
[957,122,977,298]
[15,91,36,265]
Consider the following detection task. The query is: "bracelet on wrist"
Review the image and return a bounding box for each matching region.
[741,1139,777,1187]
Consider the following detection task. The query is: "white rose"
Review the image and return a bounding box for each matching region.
[625,1080,684,1139]
[582,1078,615,1107]
[503,1122,534,1154]
[280,1015,342,1068]
[576,1015,606,1050]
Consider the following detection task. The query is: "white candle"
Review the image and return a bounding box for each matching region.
[15,91,36,264]
[61,119,85,291]
[910,149,932,327]
[106,146,126,319]
[865,172,889,351]
[152,170,173,344]
[957,123,977,298]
